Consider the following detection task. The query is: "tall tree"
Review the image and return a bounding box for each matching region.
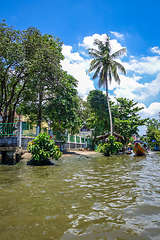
[0,20,63,123]
[87,35,126,135]
[114,98,148,143]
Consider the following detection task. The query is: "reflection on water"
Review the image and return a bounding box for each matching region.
[0,152,160,239]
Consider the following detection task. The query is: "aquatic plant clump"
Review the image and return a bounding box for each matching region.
[28,133,62,163]
[96,135,123,156]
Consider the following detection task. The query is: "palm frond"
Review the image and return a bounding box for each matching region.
[113,60,126,75]
[92,65,101,79]
[94,39,104,49]
[87,59,102,74]
[88,48,102,58]
[111,47,126,59]
[99,69,106,88]
[111,64,120,85]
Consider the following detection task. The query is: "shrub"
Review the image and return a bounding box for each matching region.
[28,133,62,163]
[96,135,123,156]
[96,143,104,153]
[27,140,34,151]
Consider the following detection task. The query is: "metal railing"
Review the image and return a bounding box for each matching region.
[0,123,17,136]
[70,135,75,143]
[0,122,92,146]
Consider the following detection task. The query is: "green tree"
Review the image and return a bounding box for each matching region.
[87,35,126,135]
[147,119,160,149]
[87,90,110,148]
[77,96,92,126]
[0,20,63,123]
[146,118,160,129]
[45,71,81,134]
[114,98,148,143]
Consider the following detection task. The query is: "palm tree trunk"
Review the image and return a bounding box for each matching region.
[105,72,113,135]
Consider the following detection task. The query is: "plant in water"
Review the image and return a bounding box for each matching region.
[28,133,62,164]
[96,143,104,153]
[96,135,123,156]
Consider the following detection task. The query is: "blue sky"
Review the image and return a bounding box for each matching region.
[1,0,160,134]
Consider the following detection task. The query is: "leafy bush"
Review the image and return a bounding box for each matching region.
[28,133,62,163]
[96,143,104,153]
[114,141,123,152]
[96,135,123,156]
[27,140,34,151]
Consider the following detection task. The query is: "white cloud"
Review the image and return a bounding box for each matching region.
[150,46,160,55]
[143,74,160,97]
[62,45,83,62]
[122,46,160,75]
[78,33,107,49]
[109,74,143,99]
[78,33,126,55]
[61,44,95,97]
[123,56,160,75]
[138,102,160,120]
[108,73,160,102]
[110,31,123,39]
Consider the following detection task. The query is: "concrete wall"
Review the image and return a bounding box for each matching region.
[0,136,17,147]
[21,137,35,150]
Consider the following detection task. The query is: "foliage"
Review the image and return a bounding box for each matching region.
[46,71,81,134]
[0,20,63,124]
[27,140,34,151]
[87,35,126,135]
[147,123,160,149]
[146,118,160,129]
[140,136,148,143]
[28,133,62,163]
[128,136,135,144]
[96,135,123,156]
[86,90,110,148]
[77,96,92,125]
[114,98,148,143]
[96,143,104,153]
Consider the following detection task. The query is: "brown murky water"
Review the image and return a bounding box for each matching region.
[0,152,160,240]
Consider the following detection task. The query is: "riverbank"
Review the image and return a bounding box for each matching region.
[21,150,102,162]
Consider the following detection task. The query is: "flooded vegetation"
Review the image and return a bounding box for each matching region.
[0,152,160,239]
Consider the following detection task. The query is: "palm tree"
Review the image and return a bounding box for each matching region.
[87,35,126,135]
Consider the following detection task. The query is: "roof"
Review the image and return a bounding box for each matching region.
[97,132,124,141]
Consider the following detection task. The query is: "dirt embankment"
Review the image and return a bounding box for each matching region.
[21,150,102,162]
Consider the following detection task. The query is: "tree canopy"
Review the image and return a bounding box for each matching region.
[0,20,63,123]
[45,71,81,133]
[145,118,160,149]
[114,98,148,143]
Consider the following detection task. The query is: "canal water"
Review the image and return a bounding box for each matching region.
[0,152,160,240]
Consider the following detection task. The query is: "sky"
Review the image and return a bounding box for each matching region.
[1,0,160,135]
